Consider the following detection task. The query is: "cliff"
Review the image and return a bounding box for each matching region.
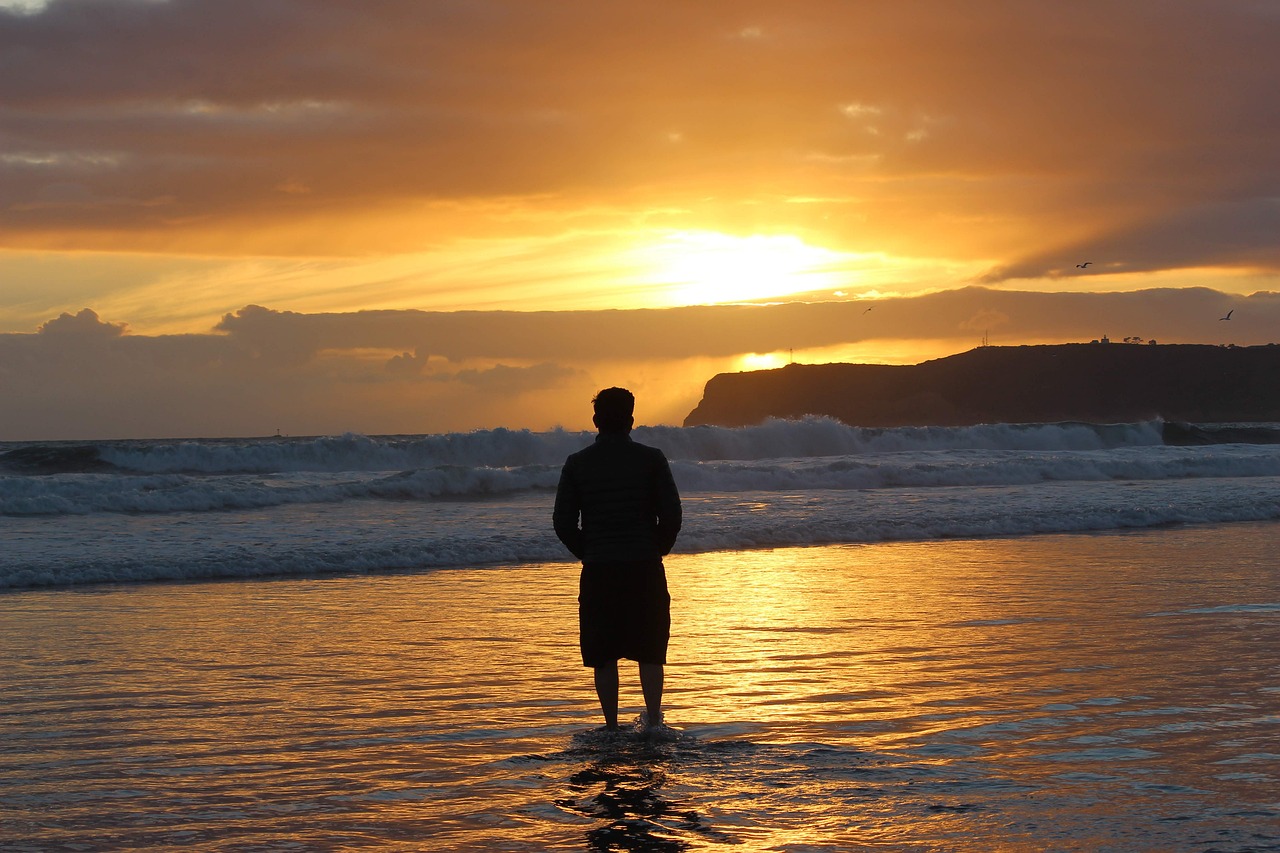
[684,343,1280,427]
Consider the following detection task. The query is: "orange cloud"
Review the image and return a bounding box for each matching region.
[2,0,1278,281]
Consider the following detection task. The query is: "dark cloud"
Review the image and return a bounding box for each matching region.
[2,0,1278,273]
[4,288,1276,439]
[986,199,1280,281]
[446,362,580,393]
[37,307,126,338]
[384,349,429,376]
[214,286,1280,365]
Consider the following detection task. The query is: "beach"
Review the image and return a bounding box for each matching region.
[9,2,1280,847]
[4,523,1279,851]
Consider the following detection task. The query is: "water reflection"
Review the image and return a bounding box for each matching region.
[553,731,712,852]
[3,525,1280,850]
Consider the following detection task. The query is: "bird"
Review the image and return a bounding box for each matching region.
[1076,262,1092,269]
[863,306,873,314]
[1220,310,1234,321]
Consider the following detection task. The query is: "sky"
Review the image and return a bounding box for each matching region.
[2,0,1279,439]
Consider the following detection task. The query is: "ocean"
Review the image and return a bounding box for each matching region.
[5,417,1280,590]
[3,418,1280,850]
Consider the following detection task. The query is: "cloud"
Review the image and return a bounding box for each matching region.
[37,307,126,339]
[984,199,1280,282]
[385,349,428,376]
[4,287,1278,439]
[2,0,1278,279]
[212,285,1280,366]
[958,309,1009,333]
[446,362,581,393]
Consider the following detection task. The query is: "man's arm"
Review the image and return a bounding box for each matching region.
[652,451,682,556]
[552,459,585,559]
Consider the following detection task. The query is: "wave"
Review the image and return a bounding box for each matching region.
[670,444,1280,493]
[9,418,1280,481]
[4,418,1280,519]
[0,430,589,476]
[0,418,1182,477]
[4,441,1280,517]
[6,477,1280,590]
[1160,422,1280,445]
[0,467,564,516]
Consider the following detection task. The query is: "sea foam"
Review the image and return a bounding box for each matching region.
[2,419,1279,518]
[2,417,1170,477]
[5,418,1280,589]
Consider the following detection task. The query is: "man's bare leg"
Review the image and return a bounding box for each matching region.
[639,662,664,728]
[593,662,620,729]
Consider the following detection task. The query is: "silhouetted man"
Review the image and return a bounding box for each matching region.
[553,387,682,731]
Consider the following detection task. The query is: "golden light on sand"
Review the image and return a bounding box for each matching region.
[645,231,848,306]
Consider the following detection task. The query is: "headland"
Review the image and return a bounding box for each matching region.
[684,343,1280,428]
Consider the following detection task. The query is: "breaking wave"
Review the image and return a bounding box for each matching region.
[0,417,1175,477]
[4,418,1280,518]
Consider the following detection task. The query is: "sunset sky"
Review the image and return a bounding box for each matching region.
[3,1,1279,439]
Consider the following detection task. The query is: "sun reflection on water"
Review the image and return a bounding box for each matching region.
[3,527,1280,850]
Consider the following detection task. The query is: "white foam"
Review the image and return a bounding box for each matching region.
[80,418,1166,476]
[6,424,1277,518]
[5,420,1280,589]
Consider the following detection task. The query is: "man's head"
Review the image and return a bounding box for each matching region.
[592,387,635,434]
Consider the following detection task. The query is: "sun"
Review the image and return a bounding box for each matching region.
[645,231,847,306]
[736,352,790,371]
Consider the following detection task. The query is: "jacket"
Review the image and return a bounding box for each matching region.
[552,432,682,562]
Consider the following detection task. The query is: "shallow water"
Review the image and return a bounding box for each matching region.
[3,524,1280,851]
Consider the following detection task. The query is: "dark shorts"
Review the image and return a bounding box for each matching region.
[578,559,670,667]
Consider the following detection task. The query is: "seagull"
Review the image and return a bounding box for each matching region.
[1076,262,1092,269]
[1220,310,1234,321]
[863,306,873,314]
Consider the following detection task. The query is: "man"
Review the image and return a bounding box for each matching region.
[553,387,682,731]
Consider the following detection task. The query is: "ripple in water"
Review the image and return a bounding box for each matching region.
[2,524,1280,850]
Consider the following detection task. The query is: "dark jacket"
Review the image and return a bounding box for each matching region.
[553,432,682,562]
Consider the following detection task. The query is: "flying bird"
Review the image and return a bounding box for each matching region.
[1220,310,1234,321]
[863,306,873,314]
[1076,262,1092,269]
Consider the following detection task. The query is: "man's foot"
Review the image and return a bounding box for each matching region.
[640,715,683,742]
[638,710,663,730]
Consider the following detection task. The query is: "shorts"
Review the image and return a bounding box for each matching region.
[578,559,670,667]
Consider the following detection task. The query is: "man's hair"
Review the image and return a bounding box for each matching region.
[592,387,635,433]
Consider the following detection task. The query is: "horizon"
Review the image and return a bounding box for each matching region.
[4,2,1280,440]
[4,288,1276,442]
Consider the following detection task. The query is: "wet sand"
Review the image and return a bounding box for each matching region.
[3,523,1279,850]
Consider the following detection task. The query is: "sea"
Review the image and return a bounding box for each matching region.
[6,417,1280,590]
[3,417,1280,850]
